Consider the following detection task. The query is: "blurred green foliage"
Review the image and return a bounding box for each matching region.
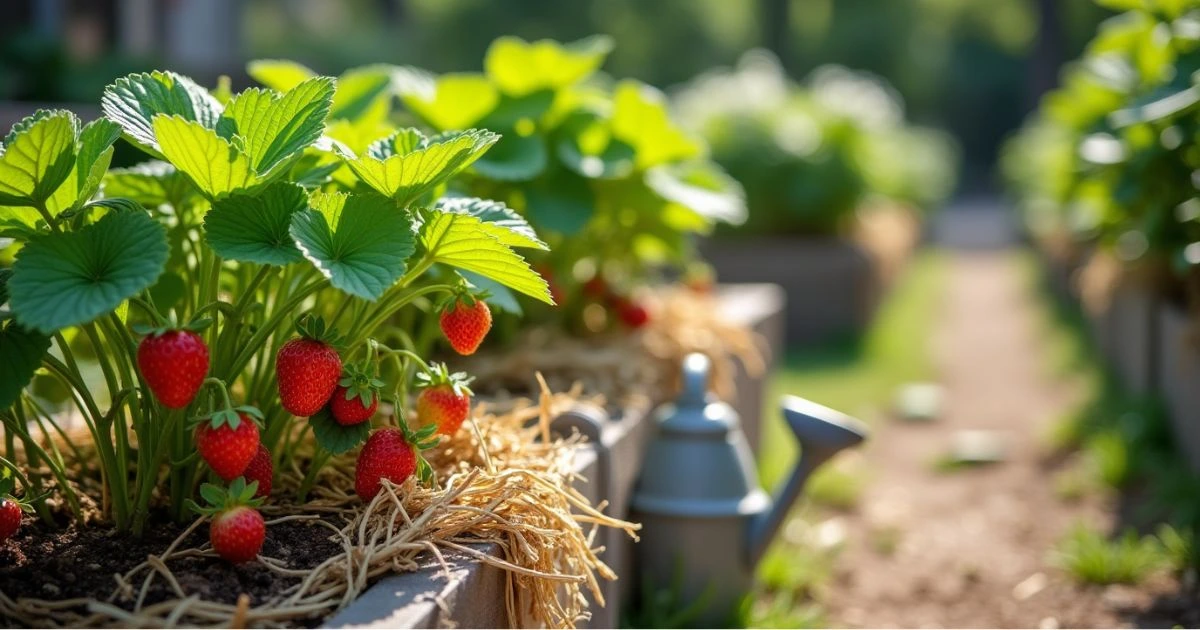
[249,35,745,333]
[239,0,1110,184]
[675,53,959,236]
[1003,0,1200,283]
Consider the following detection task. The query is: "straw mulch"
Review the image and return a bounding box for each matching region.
[1,385,638,629]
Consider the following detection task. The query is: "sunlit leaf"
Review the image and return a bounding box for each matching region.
[101,71,222,155]
[485,35,613,96]
[153,115,260,198]
[0,111,77,207]
[420,209,552,303]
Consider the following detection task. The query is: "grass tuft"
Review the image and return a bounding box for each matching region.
[1053,524,1168,585]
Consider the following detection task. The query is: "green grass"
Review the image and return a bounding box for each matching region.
[758,251,947,488]
[749,251,947,629]
[1053,524,1169,585]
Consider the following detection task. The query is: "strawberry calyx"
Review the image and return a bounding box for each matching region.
[339,364,384,407]
[415,362,474,397]
[0,469,39,515]
[435,286,490,314]
[187,477,264,517]
[398,422,442,485]
[192,404,264,432]
[294,313,343,347]
[131,316,213,338]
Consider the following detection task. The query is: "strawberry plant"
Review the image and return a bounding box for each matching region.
[1003,0,1200,292]
[0,66,553,536]
[249,36,748,339]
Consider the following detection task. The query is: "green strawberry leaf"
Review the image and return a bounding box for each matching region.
[457,269,522,316]
[8,208,168,333]
[524,172,595,235]
[246,59,315,92]
[205,181,307,265]
[420,208,552,304]
[249,61,393,124]
[433,196,546,250]
[0,268,10,304]
[338,128,499,207]
[0,110,77,207]
[645,162,747,226]
[153,115,260,198]
[45,118,120,215]
[330,65,395,124]
[400,73,499,131]
[484,35,613,96]
[556,111,635,180]
[309,407,370,455]
[291,191,415,300]
[102,161,198,209]
[101,71,223,156]
[471,131,547,181]
[0,321,51,411]
[610,80,702,169]
[216,77,335,175]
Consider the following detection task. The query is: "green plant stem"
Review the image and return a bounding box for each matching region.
[295,448,331,503]
[351,283,456,349]
[131,408,183,536]
[16,398,84,523]
[32,200,60,233]
[224,278,330,379]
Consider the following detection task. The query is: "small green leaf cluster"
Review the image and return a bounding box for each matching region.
[376,35,748,309]
[675,51,959,236]
[1002,0,1200,276]
[0,63,553,532]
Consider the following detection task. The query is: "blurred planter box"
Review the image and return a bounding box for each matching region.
[324,286,781,628]
[1156,303,1200,473]
[714,283,785,456]
[1078,252,1159,394]
[701,237,878,347]
[1087,276,1159,394]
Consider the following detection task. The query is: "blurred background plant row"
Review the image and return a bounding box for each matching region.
[4,0,1112,192]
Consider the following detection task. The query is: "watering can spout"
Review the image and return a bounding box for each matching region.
[747,395,868,566]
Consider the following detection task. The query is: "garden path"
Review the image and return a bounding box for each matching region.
[820,208,1185,627]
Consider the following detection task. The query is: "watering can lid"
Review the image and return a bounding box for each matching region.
[655,353,739,434]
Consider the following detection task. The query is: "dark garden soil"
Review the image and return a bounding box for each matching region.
[821,250,1200,628]
[0,510,344,628]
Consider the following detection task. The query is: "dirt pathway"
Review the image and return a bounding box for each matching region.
[821,250,1179,628]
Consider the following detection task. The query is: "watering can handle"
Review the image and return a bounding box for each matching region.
[747,395,868,566]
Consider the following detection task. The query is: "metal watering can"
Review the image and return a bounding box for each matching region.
[630,353,868,626]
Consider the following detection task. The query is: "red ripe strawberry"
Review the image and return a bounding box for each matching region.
[276,316,342,417]
[354,428,417,501]
[0,499,21,542]
[615,298,650,329]
[583,275,609,299]
[331,387,378,425]
[195,410,261,481]
[242,445,273,499]
[137,329,209,409]
[439,297,492,355]
[211,506,266,564]
[192,478,266,564]
[415,363,474,436]
[330,365,383,426]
